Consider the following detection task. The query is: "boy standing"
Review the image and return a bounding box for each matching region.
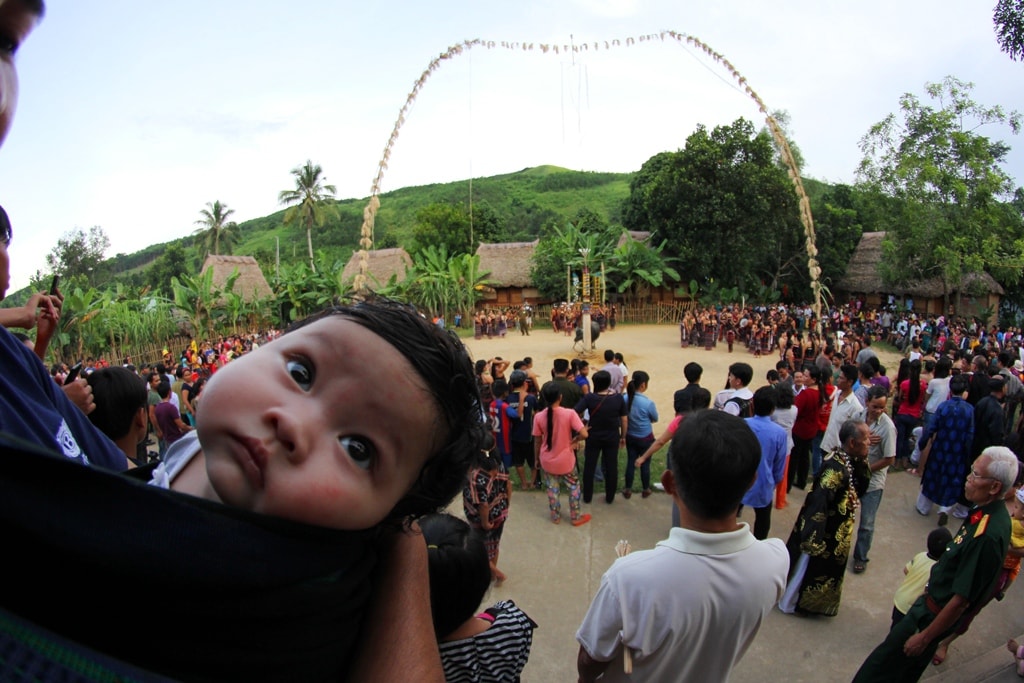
[153,381,192,449]
[506,371,539,490]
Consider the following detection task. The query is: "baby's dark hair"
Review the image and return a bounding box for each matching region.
[420,513,491,640]
[287,298,486,522]
[0,204,11,247]
[927,527,953,560]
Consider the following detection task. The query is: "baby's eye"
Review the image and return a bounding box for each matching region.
[0,34,19,58]
[339,436,376,470]
[286,359,314,391]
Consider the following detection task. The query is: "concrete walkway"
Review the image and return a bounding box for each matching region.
[483,466,1024,681]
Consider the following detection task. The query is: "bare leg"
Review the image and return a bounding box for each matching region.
[515,465,529,491]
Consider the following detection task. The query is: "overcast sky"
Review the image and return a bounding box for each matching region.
[2,0,1022,291]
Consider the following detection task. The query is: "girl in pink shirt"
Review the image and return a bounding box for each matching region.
[533,385,591,526]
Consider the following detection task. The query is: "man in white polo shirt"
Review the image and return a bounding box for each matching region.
[576,410,788,682]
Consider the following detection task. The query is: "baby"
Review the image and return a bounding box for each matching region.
[151,298,487,529]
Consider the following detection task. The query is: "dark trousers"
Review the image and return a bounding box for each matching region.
[853,598,949,682]
[738,504,772,540]
[625,434,654,491]
[789,434,813,490]
[583,437,619,504]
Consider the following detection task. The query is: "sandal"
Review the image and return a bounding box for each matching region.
[572,513,592,527]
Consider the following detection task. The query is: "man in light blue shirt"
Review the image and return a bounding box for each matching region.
[740,386,788,539]
[624,371,659,498]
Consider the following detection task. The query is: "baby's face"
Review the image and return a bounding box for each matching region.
[197,316,441,530]
[0,0,38,148]
[1012,496,1024,522]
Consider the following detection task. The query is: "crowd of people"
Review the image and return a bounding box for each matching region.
[466,296,1024,680]
[465,302,619,340]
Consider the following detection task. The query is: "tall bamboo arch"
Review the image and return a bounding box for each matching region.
[355,31,822,323]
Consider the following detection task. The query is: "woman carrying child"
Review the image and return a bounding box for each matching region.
[463,433,511,584]
[421,513,536,682]
[534,384,591,526]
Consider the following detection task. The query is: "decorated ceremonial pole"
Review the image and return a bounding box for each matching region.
[580,247,592,352]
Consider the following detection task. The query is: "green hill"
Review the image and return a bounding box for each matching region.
[103,165,633,286]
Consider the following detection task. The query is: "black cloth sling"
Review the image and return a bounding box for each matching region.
[0,435,377,682]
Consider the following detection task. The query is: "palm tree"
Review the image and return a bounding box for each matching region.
[193,201,236,256]
[278,160,338,272]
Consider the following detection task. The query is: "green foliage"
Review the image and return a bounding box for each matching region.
[147,243,190,296]
[605,234,680,303]
[410,201,503,255]
[622,118,804,293]
[808,184,885,295]
[857,76,1023,305]
[369,166,630,246]
[272,256,349,324]
[170,269,235,338]
[530,216,617,302]
[392,245,491,319]
[55,284,178,364]
[994,0,1024,61]
[45,226,111,287]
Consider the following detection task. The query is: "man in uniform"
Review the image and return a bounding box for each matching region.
[853,447,1016,681]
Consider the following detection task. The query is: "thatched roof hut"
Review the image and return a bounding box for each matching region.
[340,248,412,288]
[836,232,1004,298]
[473,241,544,305]
[616,230,651,248]
[835,231,1004,319]
[200,255,273,302]
[475,240,537,287]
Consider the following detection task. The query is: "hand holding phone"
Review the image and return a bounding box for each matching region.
[64,362,82,386]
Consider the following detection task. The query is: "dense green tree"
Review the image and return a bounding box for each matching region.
[193,200,238,256]
[622,118,804,292]
[808,184,871,296]
[147,243,190,295]
[278,160,339,273]
[505,200,560,240]
[994,0,1024,60]
[409,201,503,255]
[857,76,1023,309]
[45,226,111,288]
